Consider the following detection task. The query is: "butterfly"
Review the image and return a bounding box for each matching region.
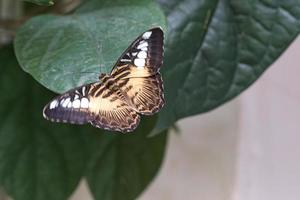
[43,27,165,133]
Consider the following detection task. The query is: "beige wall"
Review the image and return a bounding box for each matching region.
[233,35,300,200]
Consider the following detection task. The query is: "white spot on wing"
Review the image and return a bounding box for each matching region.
[131,52,138,56]
[141,47,148,51]
[72,99,81,108]
[137,51,147,59]
[50,100,58,109]
[81,98,89,108]
[67,102,72,108]
[60,99,65,105]
[120,59,131,62]
[82,87,86,96]
[134,58,145,68]
[142,31,152,39]
[137,41,148,49]
[62,98,71,108]
[74,94,79,100]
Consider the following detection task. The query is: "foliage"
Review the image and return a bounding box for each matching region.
[153,0,300,133]
[0,0,299,199]
[24,0,54,6]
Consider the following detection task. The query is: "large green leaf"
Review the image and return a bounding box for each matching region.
[0,45,167,200]
[153,0,300,133]
[85,120,167,200]
[14,0,166,93]
[0,45,87,200]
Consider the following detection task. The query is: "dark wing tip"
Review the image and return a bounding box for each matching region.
[141,27,164,70]
[148,26,164,32]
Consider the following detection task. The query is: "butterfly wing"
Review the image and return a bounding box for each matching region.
[88,84,140,132]
[110,27,164,77]
[43,82,140,132]
[43,83,94,124]
[117,74,165,115]
[110,27,165,114]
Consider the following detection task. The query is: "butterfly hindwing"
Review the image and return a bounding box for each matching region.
[88,83,140,132]
[119,74,165,115]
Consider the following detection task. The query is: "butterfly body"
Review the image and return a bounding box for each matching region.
[43,28,164,133]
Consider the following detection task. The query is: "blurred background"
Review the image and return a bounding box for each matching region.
[1,0,300,200]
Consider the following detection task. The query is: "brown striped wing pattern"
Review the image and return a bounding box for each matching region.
[116,73,164,115]
[110,27,165,115]
[43,27,164,133]
[88,83,141,132]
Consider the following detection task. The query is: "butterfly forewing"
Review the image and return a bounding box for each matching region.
[43,84,94,124]
[111,27,164,77]
[110,27,165,115]
[43,82,140,132]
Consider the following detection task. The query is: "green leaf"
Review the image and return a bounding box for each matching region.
[85,118,167,200]
[0,45,86,200]
[14,0,166,93]
[24,0,54,6]
[77,0,156,13]
[152,0,300,134]
[0,45,167,200]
